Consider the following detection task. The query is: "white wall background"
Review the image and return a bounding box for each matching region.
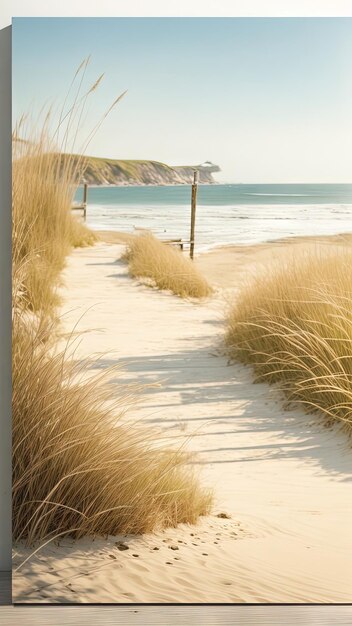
[1,0,352,29]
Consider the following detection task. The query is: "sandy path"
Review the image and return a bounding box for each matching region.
[13,242,352,603]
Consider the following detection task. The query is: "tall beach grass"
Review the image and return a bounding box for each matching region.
[225,248,352,431]
[13,131,95,313]
[124,232,212,298]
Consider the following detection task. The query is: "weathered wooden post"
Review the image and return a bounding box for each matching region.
[83,183,88,221]
[190,170,198,260]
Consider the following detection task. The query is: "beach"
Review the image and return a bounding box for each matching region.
[81,183,352,252]
[13,233,352,603]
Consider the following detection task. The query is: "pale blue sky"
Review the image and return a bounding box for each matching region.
[12,17,352,182]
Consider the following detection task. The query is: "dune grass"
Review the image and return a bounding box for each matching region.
[13,97,212,545]
[13,134,96,313]
[124,232,213,298]
[225,248,352,431]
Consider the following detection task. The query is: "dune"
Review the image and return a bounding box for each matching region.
[13,235,352,603]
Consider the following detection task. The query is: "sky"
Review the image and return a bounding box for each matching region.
[12,17,352,183]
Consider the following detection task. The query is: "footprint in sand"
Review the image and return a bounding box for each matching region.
[216,512,231,519]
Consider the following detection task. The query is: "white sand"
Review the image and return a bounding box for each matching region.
[13,240,352,603]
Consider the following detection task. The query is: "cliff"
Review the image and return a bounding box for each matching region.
[13,137,221,185]
[77,156,220,186]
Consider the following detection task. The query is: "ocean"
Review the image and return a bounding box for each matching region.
[75,183,352,251]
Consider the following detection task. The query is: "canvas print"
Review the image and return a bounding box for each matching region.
[12,17,352,603]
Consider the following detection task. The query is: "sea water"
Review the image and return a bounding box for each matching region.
[75,183,352,251]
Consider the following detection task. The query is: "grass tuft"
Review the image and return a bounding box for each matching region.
[124,232,213,298]
[225,248,352,431]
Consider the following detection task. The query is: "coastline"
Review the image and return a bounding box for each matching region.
[13,231,352,603]
[97,229,352,289]
[97,228,352,249]
[82,181,220,188]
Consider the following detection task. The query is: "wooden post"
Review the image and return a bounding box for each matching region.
[190,170,198,260]
[83,183,88,221]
